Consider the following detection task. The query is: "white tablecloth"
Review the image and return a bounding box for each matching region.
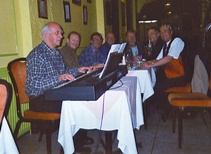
[0,117,19,154]
[58,76,143,154]
[127,68,156,102]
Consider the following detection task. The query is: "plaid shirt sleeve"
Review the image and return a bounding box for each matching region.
[26,42,79,96]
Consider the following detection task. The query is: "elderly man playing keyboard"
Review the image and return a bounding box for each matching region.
[25,22,93,153]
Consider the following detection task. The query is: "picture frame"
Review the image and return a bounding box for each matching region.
[37,0,48,19]
[63,1,71,22]
[72,0,81,6]
[87,0,91,3]
[83,5,88,25]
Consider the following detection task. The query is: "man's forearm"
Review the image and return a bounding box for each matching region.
[143,56,173,68]
[153,56,172,67]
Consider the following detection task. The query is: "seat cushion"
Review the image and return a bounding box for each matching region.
[24,109,60,120]
[164,86,191,93]
[168,93,211,107]
[164,83,191,93]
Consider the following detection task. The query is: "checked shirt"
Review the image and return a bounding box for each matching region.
[25,41,80,97]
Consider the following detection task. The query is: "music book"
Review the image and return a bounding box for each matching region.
[99,43,126,78]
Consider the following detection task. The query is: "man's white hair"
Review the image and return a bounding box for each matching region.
[42,24,51,39]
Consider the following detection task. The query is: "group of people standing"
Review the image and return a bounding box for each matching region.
[25,21,187,153]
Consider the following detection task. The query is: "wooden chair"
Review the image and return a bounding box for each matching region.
[0,79,12,125]
[165,54,209,129]
[168,92,211,149]
[7,58,60,154]
[164,83,192,125]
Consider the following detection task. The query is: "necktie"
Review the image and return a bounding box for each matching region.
[163,43,168,57]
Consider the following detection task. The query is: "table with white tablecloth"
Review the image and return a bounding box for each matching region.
[127,68,156,129]
[0,117,19,154]
[58,76,143,154]
[127,67,156,102]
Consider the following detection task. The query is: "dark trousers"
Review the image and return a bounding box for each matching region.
[152,69,187,112]
[29,94,87,150]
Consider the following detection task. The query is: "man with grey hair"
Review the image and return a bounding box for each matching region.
[26,22,92,153]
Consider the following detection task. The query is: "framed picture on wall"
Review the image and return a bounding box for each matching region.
[83,5,88,25]
[72,0,81,6]
[63,1,71,22]
[37,0,48,19]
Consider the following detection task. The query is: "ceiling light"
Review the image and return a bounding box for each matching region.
[165,3,171,6]
[139,20,158,24]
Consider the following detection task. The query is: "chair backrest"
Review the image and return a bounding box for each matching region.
[7,58,28,119]
[0,79,12,125]
[191,55,209,94]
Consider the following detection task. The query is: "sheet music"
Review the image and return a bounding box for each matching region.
[108,43,126,54]
[118,43,126,53]
[99,43,126,78]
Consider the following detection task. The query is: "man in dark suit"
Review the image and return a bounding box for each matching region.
[124,29,145,62]
[146,26,165,60]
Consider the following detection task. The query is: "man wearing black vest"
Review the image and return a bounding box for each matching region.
[143,24,187,119]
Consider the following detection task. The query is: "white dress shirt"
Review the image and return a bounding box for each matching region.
[156,37,184,60]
